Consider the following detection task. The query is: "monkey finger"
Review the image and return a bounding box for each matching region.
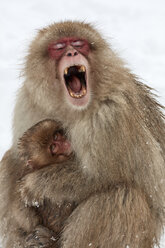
[25,226,56,248]
[34,225,54,238]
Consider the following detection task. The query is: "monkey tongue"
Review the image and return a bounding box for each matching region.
[68,76,82,93]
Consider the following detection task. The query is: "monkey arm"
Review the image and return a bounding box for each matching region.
[19,159,101,206]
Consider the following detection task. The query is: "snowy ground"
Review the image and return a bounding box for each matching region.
[0,0,165,246]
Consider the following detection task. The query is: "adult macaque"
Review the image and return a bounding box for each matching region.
[0,21,164,248]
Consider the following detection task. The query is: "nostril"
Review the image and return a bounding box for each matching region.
[66,51,78,57]
[67,52,72,57]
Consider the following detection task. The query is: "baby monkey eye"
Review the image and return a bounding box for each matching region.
[53,42,66,50]
[71,40,84,47]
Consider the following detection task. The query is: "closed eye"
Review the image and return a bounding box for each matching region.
[71,40,84,47]
[52,42,66,50]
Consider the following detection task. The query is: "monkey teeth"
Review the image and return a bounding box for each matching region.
[64,68,68,75]
[64,65,87,99]
[64,65,86,75]
[68,86,87,99]
[78,65,86,73]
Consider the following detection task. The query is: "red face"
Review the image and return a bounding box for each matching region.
[48,37,90,60]
[48,37,91,108]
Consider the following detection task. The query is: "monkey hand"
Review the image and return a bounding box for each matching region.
[25,225,58,248]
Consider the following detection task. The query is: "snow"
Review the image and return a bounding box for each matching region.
[0,0,165,246]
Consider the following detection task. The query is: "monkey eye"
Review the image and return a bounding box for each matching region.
[71,40,84,47]
[52,42,66,50]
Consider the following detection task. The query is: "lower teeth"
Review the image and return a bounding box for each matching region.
[68,88,87,98]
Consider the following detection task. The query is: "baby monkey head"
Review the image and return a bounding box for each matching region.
[18,119,72,170]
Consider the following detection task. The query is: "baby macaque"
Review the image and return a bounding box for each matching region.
[18,119,76,246]
[18,119,72,176]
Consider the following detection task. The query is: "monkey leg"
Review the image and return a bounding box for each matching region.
[61,186,157,248]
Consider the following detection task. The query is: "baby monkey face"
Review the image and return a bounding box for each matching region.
[50,129,72,158]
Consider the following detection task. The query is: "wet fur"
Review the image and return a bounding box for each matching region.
[0,21,165,247]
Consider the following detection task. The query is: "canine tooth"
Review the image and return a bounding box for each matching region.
[79,65,86,72]
[82,89,86,95]
[64,68,68,75]
[70,91,74,97]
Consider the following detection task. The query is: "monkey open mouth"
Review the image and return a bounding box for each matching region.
[64,65,87,99]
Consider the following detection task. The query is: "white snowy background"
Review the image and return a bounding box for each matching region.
[0,0,165,246]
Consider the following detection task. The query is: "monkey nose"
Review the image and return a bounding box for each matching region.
[66,50,78,57]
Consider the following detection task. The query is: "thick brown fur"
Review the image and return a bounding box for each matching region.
[0,21,165,248]
[18,119,72,175]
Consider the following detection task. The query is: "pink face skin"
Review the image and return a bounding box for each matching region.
[50,130,72,157]
[48,37,90,60]
[48,37,91,108]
